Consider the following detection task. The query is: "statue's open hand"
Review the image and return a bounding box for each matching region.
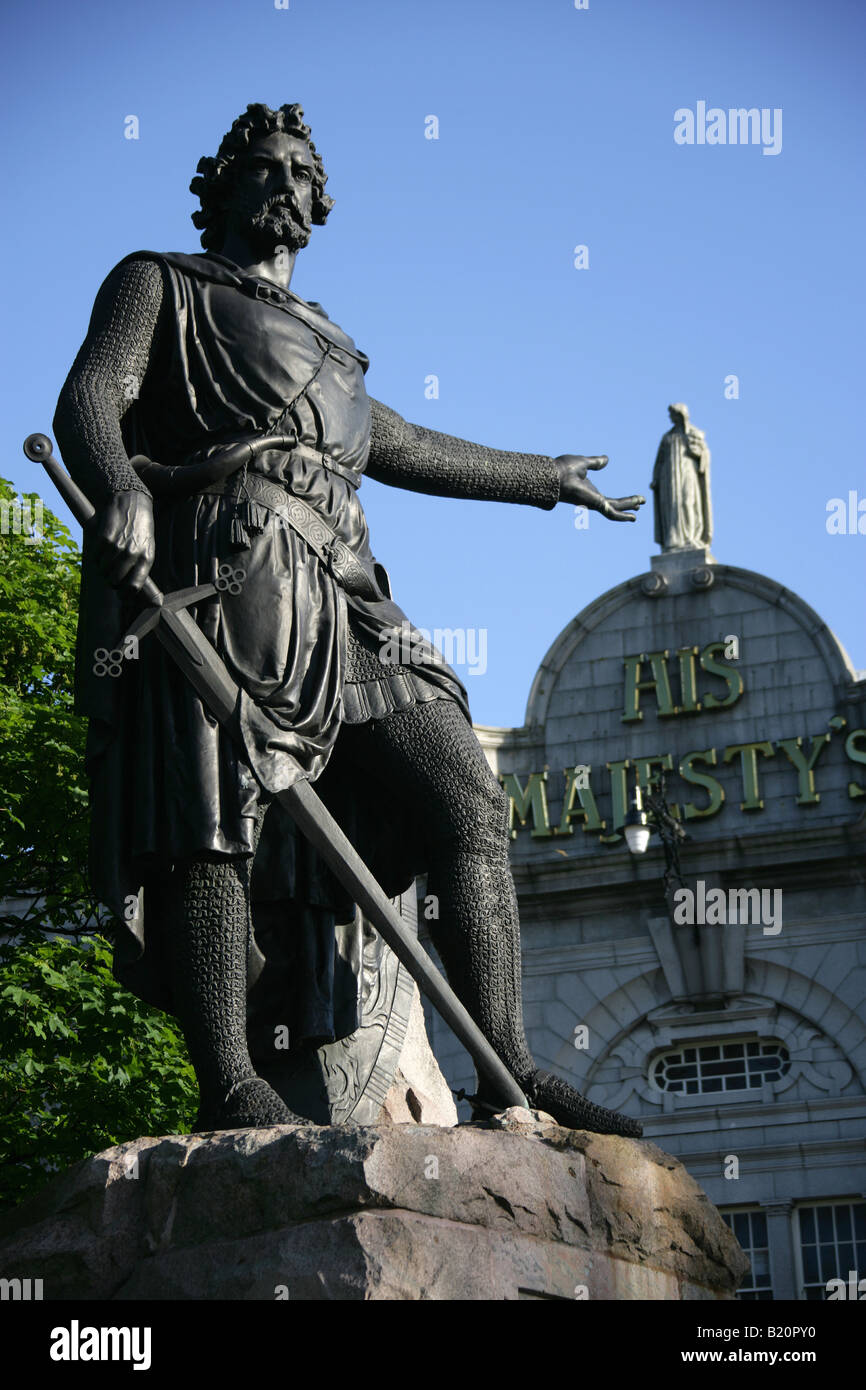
[554,455,646,523]
[92,489,156,591]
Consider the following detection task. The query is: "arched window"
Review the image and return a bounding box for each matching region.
[651,1039,790,1095]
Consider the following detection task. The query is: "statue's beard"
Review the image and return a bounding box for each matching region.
[231,193,312,257]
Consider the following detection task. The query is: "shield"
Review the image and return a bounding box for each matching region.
[249,892,417,1124]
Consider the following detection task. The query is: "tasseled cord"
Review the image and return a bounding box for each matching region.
[229,455,270,551]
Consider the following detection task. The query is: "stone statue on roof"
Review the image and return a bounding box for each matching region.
[651,403,712,552]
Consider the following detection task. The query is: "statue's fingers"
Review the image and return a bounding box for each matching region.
[124,551,155,593]
[611,495,646,510]
[602,502,638,522]
[585,455,608,471]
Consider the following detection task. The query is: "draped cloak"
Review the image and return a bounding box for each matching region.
[75,250,468,1040]
[651,424,713,551]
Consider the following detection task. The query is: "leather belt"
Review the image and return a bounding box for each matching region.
[131,438,362,496]
[282,442,361,489]
[202,470,384,603]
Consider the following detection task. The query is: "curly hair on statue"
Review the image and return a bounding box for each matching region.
[190,102,335,251]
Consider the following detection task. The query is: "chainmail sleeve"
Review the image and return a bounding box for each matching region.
[365,397,561,510]
[53,257,168,505]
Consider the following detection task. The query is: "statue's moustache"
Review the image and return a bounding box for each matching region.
[252,194,309,229]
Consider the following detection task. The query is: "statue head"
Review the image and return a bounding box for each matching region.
[667,403,690,429]
[190,103,335,255]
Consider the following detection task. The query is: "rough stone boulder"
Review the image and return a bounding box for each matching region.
[0,1116,748,1300]
[379,987,458,1126]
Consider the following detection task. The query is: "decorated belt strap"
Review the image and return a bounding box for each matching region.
[204,470,383,602]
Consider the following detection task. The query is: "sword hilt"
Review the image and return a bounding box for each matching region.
[23,432,164,609]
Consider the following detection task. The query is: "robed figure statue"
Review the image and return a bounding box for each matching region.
[54,104,645,1137]
[651,403,712,552]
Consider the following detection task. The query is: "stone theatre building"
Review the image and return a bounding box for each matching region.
[423,413,866,1300]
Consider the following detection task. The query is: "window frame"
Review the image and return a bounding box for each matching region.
[793,1200,866,1301]
[649,1036,791,1099]
[720,1206,774,1300]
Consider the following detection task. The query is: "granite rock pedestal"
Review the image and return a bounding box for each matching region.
[0,1115,747,1300]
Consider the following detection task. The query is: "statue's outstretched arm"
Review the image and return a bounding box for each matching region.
[366,398,645,522]
[365,397,561,509]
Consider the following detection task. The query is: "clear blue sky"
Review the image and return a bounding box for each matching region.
[2,0,863,727]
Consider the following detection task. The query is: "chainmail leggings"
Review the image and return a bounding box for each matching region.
[163,697,536,1117]
[162,814,267,1124]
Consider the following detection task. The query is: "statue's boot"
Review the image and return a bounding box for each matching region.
[522,1070,643,1138]
[163,851,311,1132]
[429,849,642,1140]
[195,1077,304,1133]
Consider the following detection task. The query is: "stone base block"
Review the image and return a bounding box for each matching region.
[0,1119,748,1301]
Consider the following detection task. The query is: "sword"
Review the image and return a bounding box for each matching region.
[23,433,529,1112]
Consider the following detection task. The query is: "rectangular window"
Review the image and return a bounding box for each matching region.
[797,1202,866,1300]
[721,1209,773,1299]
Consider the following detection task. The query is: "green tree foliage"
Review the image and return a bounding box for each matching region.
[0,476,92,927]
[0,479,196,1211]
[0,927,196,1211]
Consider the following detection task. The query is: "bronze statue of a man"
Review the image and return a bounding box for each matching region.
[55,103,645,1136]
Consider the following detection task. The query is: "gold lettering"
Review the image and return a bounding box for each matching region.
[700,642,745,710]
[844,728,866,799]
[600,759,631,841]
[676,646,702,713]
[678,748,726,819]
[505,717,852,836]
[622,651,677,723]
[633,753,680,816]
[723,741,774,811]
[555,766,606,835]
[778,734,831,805]
[499,771,553,838]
